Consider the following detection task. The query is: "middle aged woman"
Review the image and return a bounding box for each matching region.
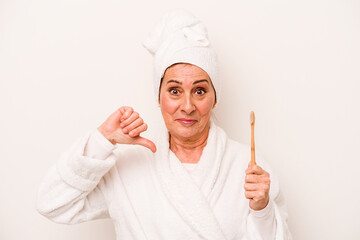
[36,9,291,240]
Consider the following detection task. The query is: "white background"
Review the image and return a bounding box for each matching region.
[1,0,359,239]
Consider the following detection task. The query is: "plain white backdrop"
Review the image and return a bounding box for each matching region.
[1,0,359,239]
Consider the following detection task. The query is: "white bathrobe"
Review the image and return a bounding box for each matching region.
[36,120,292,240]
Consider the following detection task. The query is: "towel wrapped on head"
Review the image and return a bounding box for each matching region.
[142,9,220,102]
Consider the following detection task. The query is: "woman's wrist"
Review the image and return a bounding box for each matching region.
[249,199,274,218]
[84,129,116,159]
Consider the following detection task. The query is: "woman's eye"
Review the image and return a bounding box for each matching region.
[169,88,180,95]
[195,89,206,95]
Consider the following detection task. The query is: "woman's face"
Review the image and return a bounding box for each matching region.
[159,63,216,141]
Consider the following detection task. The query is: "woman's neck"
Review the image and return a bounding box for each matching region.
[169,124,210,163]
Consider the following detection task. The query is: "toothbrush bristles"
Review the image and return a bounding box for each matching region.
[250,111,255,125]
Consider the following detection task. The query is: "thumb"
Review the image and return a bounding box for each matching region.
[248,162,257,167]
[134,136,157,153]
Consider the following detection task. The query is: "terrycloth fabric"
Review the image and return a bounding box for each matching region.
[36,121,292,240]
[142,9,220,102]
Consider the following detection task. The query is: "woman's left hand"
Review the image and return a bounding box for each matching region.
[244,164,271,211]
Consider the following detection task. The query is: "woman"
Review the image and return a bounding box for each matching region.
[36,9,291,240]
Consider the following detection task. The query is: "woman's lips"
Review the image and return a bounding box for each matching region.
[176,118,198,125]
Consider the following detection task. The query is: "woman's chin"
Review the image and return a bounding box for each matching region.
[170,128,195,139]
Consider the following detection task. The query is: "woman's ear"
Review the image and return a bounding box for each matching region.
[210,80,217,109]
[212,102,217,109]
[212,95,217,108]
[158,77,164,104]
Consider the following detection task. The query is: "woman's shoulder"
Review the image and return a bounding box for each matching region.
[226,136,268,166]
[227,137,249,152]
[225,137,252,164]
[215,125,250,155]
[114,144,154,159]
[219,126,268,165]
[112,144,154,169]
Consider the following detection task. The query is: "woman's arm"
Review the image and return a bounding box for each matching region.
[244,157,292,240]
[36,106,156,224]
[36,129,116,224]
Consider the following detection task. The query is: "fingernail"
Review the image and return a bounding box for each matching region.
[122,128,128,134]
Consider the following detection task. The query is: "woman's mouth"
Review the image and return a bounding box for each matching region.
[176,118,198,125]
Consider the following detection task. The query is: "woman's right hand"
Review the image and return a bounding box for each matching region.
[97,107,157,153]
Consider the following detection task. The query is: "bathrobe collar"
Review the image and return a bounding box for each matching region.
[152,119,227,240]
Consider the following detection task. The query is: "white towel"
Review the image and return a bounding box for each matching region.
[142,9,220,102]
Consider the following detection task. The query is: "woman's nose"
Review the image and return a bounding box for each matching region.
[181,94,195,114]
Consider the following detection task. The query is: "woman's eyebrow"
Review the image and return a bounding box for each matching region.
[166,79,209,85]
[167,80,182,85]
[193,79,209,85]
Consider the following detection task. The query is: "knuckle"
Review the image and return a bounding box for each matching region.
[251,175,258,182]
[124,107,133,115]
[259,192,265,199]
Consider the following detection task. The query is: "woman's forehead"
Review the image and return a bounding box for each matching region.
[163,63,210,81]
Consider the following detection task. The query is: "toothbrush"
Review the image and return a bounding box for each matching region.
[250,111,256,166]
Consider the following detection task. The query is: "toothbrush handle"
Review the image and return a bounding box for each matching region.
[251,124,256,166]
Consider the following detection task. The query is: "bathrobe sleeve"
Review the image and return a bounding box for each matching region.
[248,199,276,240]
[245,155,292,240]
[36,129,117,224]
